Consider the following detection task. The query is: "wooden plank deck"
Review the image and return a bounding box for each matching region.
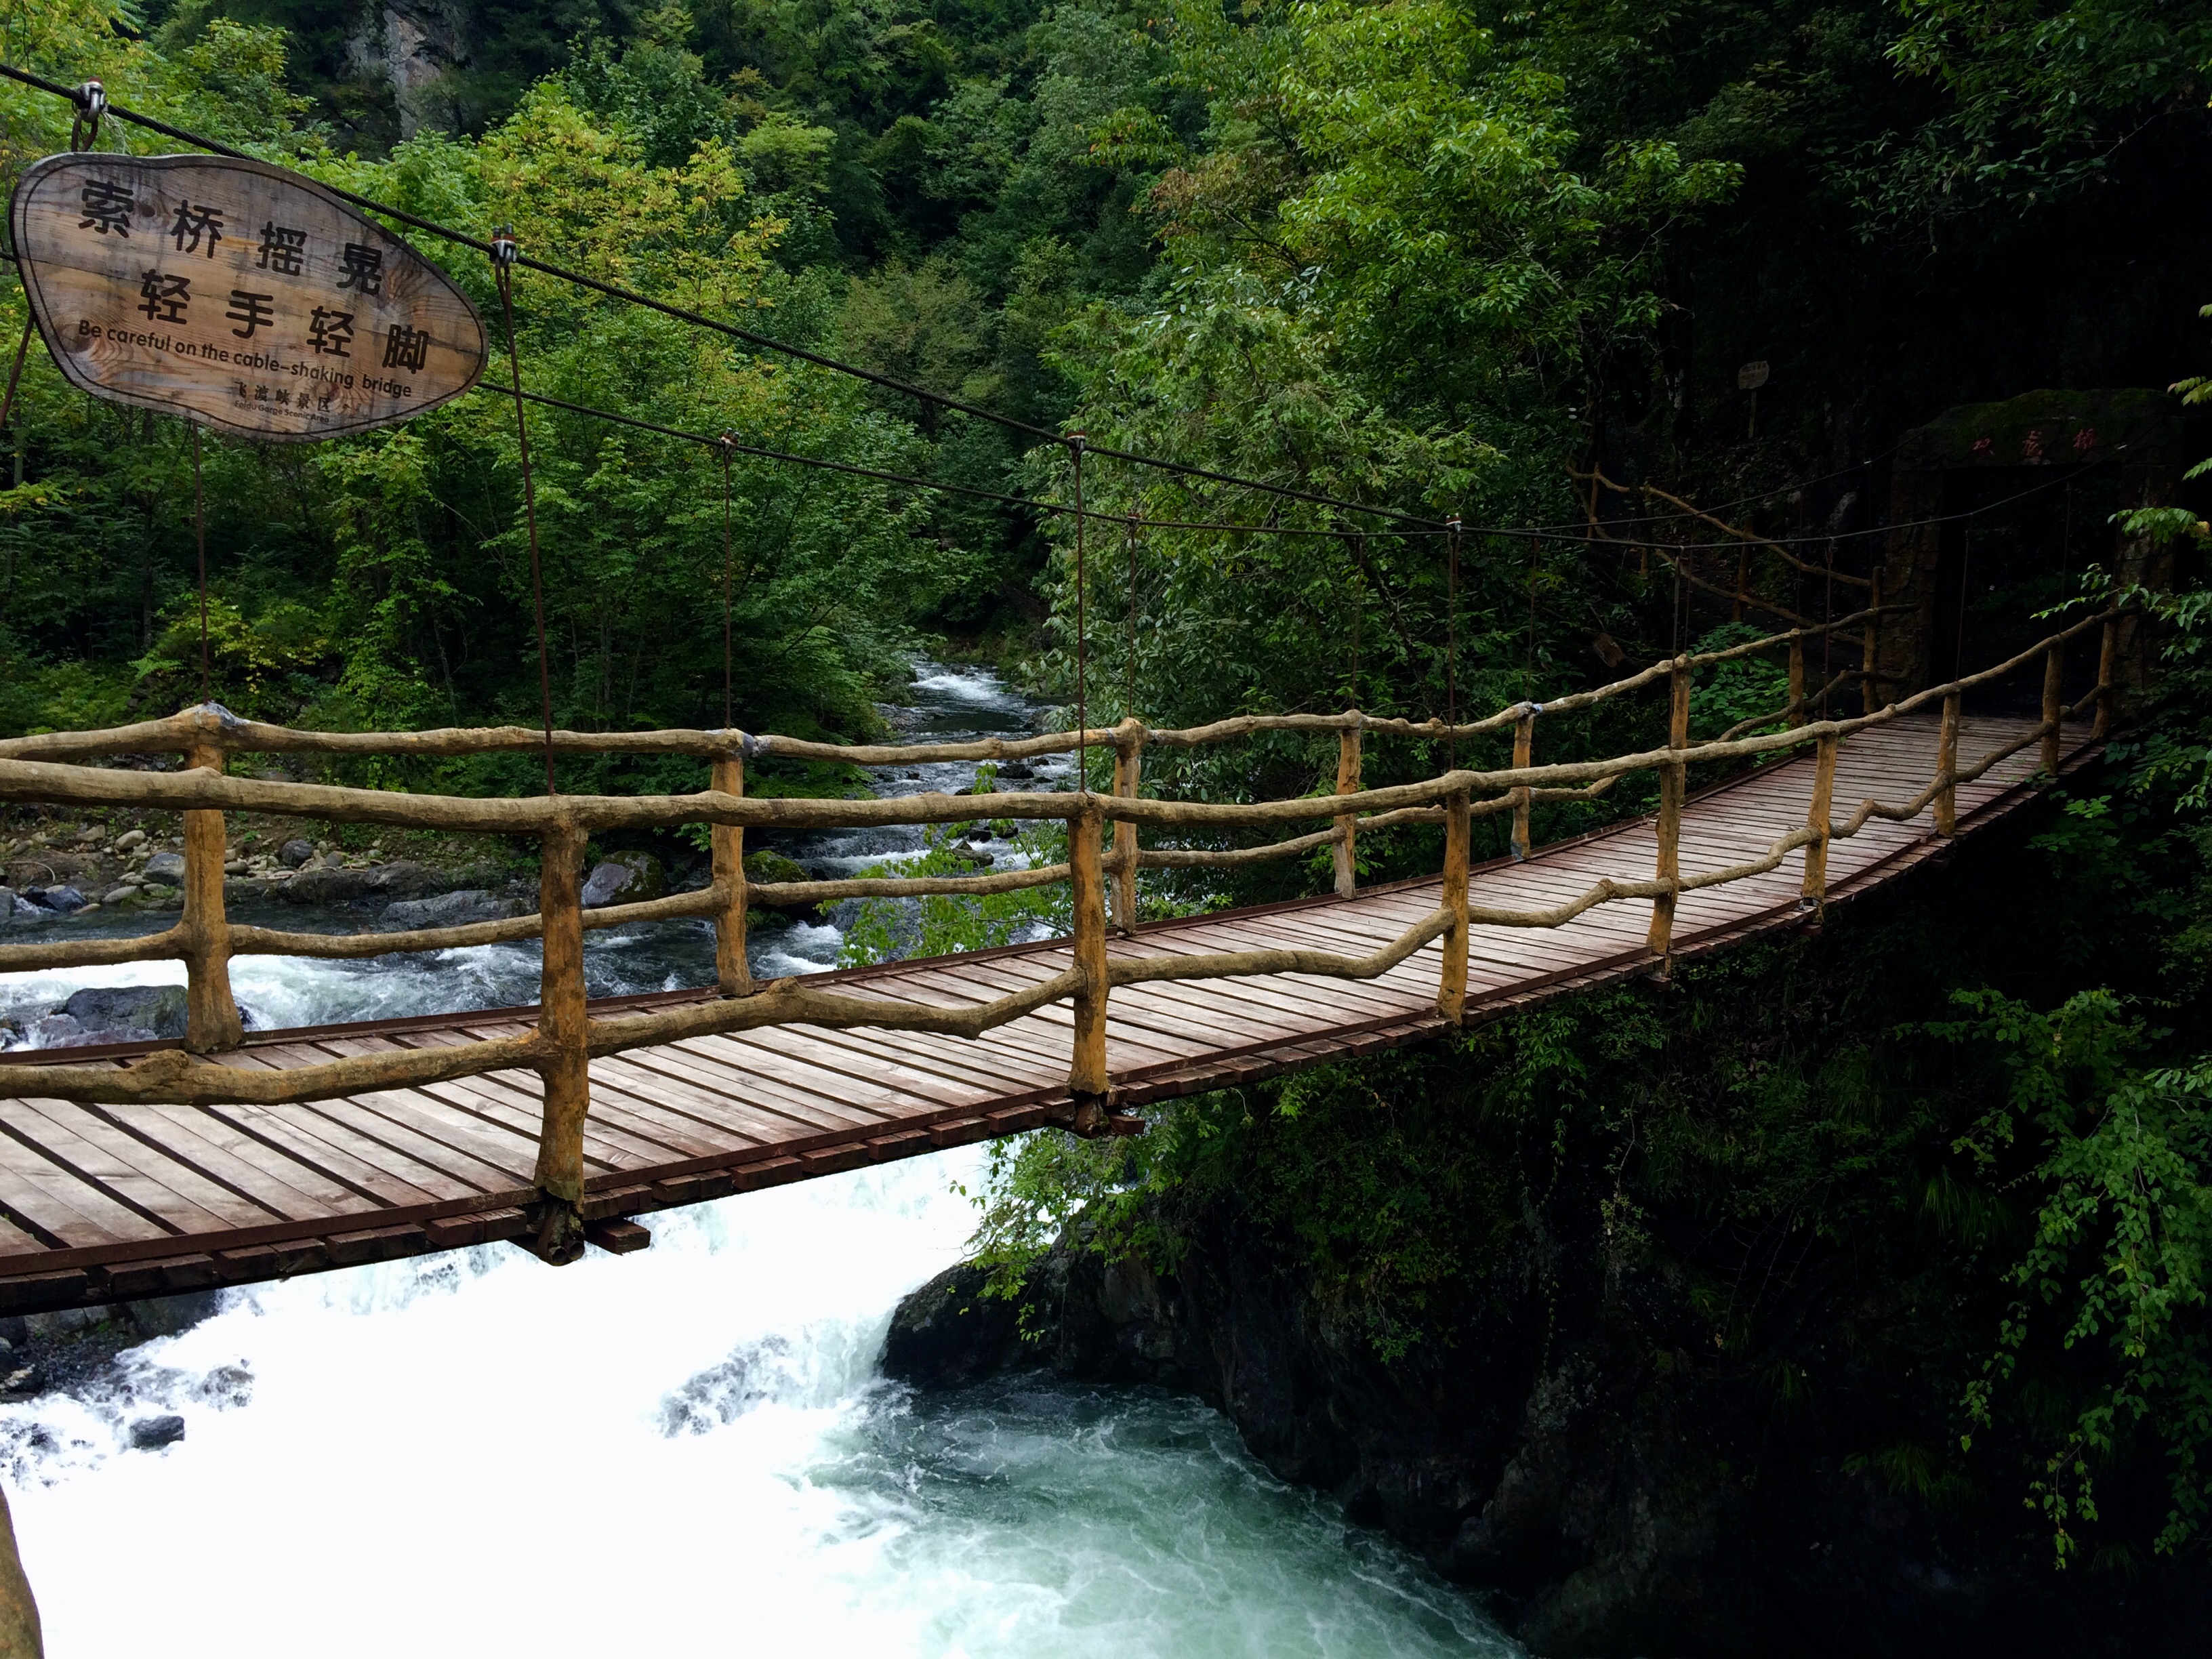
[0,714,2085,1312]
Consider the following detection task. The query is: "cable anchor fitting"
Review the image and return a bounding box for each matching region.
[489,226,520,269]
[68,81,106,151]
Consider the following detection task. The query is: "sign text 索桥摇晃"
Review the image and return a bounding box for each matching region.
[10,152,487,438]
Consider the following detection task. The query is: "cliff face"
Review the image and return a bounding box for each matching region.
[884,1194,2207,1657]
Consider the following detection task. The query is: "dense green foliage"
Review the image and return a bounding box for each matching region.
[2,0,2211,1579]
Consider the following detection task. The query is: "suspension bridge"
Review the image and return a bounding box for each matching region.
[0,602,2116,1316]
[0,68,2143,1322]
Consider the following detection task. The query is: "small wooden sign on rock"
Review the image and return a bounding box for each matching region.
[9,152,487,440]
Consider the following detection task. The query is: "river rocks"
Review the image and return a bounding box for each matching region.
[881,1263,1031,1386]
[28,884,85,914]
[741,850,823,915]
[381,888,527,930]
[0,890,45,929]
[279,838,314,869]
[112,828,146,853]
[884,1192,2201,1658]
[282,859,445,905]
[101,885,141,906]
[581,852,666,908]
[141,851,186,885]
[128,1414,186,1450]
[62,985,188,1040]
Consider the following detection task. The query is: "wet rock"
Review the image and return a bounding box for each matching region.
[279,838,314,868]
[0,1368,37,1397]
[881,1262,1031,1387]
[123,1290,221,1339]
[23,1306,106,1338]
[101,885,142,906]
[741,850,822,915]
[128,1414,185,1450]
[997,760,1036,779]
[0,890,45,929]
[141,851,186,884]
[62,984,188,1040]
[283,859,445,905]
[581,852,666,908]
[26,1013,86,1047]
[382,889,527,930]
[28,885,85,914]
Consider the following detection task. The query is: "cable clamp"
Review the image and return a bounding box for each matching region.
[489,226,519,268]
[68,81,106,151]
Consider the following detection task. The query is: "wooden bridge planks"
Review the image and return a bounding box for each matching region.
[0,713,2083,1310]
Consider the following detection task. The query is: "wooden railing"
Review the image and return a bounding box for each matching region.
[0,604,2123,1260]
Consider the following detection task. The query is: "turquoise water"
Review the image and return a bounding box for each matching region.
[0,662,1515,1656]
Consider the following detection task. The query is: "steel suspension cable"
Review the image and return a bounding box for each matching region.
[192,420,208,704]
[1446,517,1460,769]
[489,228,557,796]
[1072,436,1088,795]
[720,433,735,731]
[0,66,1438,534]
[1126,511,1139,719]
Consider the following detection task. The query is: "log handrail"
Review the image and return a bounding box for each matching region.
[0,602,2125,1256]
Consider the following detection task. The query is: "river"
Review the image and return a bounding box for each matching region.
[0,665,1516,1658]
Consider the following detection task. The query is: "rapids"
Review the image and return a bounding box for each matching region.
[0,665,1517,1656]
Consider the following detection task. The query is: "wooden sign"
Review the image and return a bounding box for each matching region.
[1737,360,1770,391]
[9,152,487,441]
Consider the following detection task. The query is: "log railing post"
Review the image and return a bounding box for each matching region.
[1069,804,1111,1127]
[2042,642,2065,775]
[2093,616,2119,740]
[1332,716,1362,897]
[1646,659,1691,962]
[1934,691,1961,838]
[1510,707,1534,860]
[712,747,752,996]
[1862,567,1884,715]
[1786,634,1805,729]
[531,820,590,1263]
[1111,720,1143,932]
[181,733,242,1052]
[1801,733,1838,909]
[1437,787,1470,1022]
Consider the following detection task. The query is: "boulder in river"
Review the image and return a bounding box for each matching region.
[141,851,186,884]
[283,859,445,905]
[128,1415,185,1450]
[382,889,527,930]
[279,838,314,869]
[61,984,188,1040]
[741,850,823,915]
[0,890,45,930]
[581,852,665,908]
[27,885,85,914]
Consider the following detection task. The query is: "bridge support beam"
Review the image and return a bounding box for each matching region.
[1510,710,1534,861]
[182,733,243,1053]
[1801,734,1838,909]
[1437,788,1469,1023]
[1333,719,1363,897]
[1647,660,1691,964]
[1934,692,1961,836]
[2042,644,2065,775]
[1112,721,1143,932]
[1069,805,1111,1122]
[712,751,752,996]
[530,820,590,1265]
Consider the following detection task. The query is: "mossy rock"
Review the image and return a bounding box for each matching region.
[743,850,820,914]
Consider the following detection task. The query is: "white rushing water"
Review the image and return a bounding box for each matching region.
[0,663,1517,1657]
